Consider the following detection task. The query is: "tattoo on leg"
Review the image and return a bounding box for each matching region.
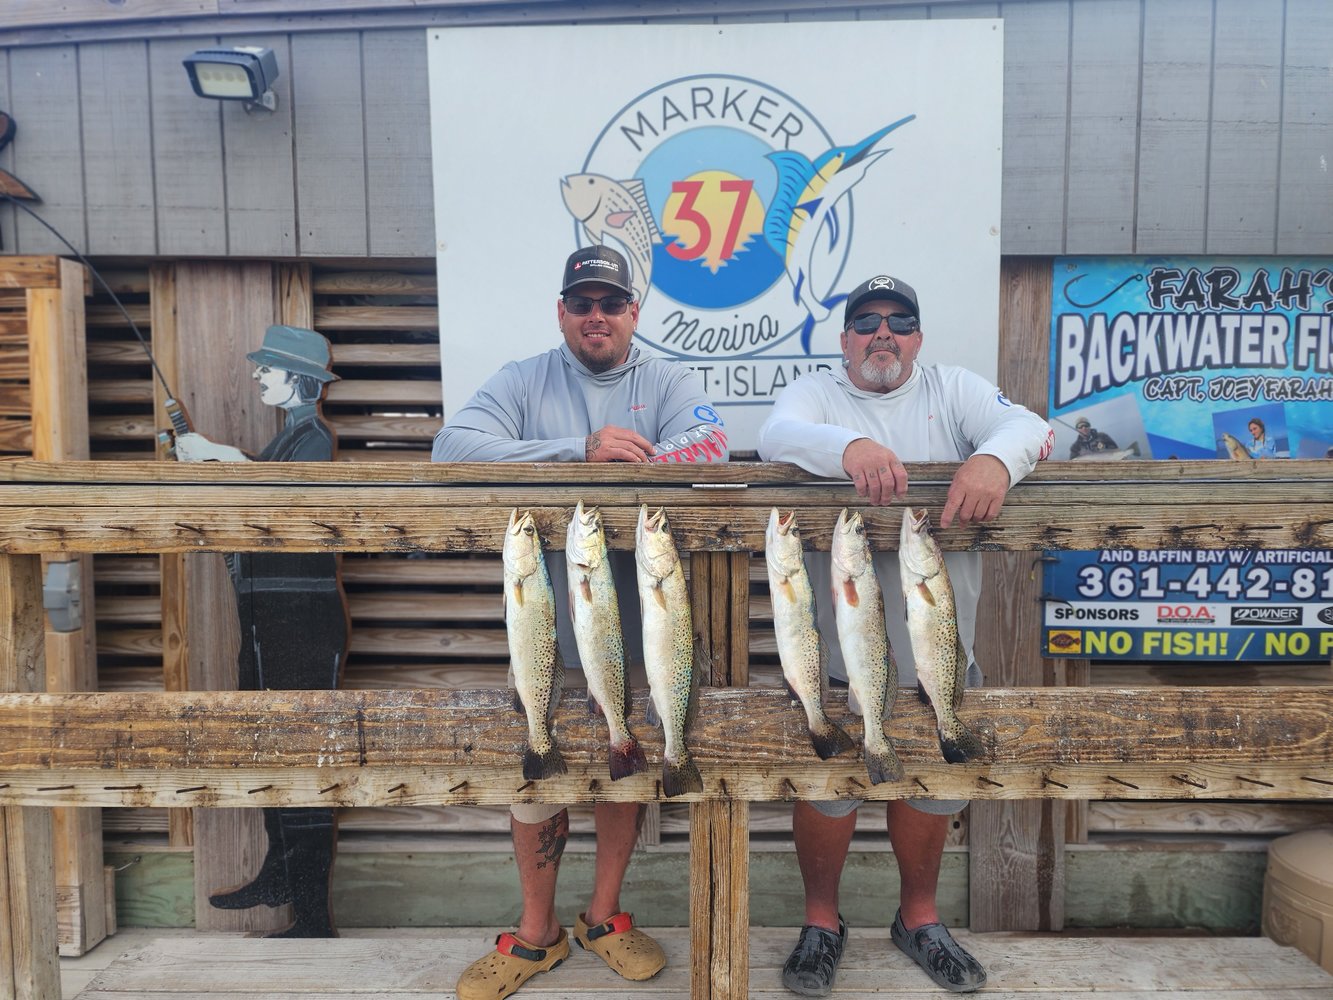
[535,811,568,870]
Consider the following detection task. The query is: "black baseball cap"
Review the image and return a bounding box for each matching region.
[843,274,920,326]
[562,245,634,296]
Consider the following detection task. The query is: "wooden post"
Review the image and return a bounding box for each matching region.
[150,263,194,850]
[688,551,750,1000]
[26,257,108,955]
[173,261,286,933]
[0,553,59,999]
[970,256,1066,931]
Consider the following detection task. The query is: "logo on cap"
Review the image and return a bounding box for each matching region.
[868,276,896,292]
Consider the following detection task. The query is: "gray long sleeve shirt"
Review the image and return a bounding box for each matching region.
[758,363,1053,688]
[432,343,726,462]
[432,342,728,668]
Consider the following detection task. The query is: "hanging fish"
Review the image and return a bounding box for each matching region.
[503,509,566,780]
[567,500,646,781]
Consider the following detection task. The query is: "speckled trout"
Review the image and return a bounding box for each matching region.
[635,505,703,797]
[830,508,903,784]
[502,509,567,781]
[898,506,985,763]
[765,509,856,761]
[567,500,646,781]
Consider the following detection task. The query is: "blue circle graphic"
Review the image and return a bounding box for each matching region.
[637,127,786,310]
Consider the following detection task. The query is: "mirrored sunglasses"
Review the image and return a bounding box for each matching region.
[848,313,919,336]
[563,294,631,316]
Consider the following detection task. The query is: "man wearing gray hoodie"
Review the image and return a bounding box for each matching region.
[434,245,726,1000]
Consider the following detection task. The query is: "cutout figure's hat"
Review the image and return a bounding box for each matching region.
[247,325,339,382]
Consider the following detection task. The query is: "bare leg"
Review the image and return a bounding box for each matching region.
[885,800,949,928]
[584,801,644,925]
[512,809,568,946]
[793,801,857,931]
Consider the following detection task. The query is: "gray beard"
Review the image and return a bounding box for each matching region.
[857,353,902,388]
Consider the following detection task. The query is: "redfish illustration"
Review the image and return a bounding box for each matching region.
[562,173,662,306]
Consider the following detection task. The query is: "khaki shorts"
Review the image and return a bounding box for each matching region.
[811,660,985,817]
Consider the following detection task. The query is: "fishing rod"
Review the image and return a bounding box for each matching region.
[0,193,194,446]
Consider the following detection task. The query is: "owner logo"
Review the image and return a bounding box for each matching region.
[561,74,914,362]
[1231,606,1301,625]
[1319,606,1333,626]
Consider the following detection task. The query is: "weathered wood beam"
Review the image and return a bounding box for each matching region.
[0,688,1328,809]
[0,457,1329,556]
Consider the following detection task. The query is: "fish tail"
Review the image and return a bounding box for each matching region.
[808,718,856,761]
[609,735,648,781]
[523,742,568,781]
[863,743,905,785]
[662,753,703,798]
[939,721,986,764]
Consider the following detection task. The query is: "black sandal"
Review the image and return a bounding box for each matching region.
[890,909,987,993]
[781,915,847,997]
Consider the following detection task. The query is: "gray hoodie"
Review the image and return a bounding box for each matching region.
[433,342,728,668]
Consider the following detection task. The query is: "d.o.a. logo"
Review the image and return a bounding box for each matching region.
[561,73,913,363]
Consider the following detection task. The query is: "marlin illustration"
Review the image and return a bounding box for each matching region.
[561,173,662,306]
[762,114,916,353]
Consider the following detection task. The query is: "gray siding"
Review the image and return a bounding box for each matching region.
[0,0,1327,258]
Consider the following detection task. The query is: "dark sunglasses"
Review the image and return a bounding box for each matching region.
[847,313,919,335]
[563,294,632,316]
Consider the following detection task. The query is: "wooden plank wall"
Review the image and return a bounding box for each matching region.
[0,0,1327,258]
[79,257,1333,935]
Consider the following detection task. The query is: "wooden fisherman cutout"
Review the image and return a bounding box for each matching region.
[175,325,349,938]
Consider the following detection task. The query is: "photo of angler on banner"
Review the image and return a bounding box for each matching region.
[1213,403,1289,460]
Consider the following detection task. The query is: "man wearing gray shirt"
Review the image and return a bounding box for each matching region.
[435,245,727,1000]
[759,273,1052,996]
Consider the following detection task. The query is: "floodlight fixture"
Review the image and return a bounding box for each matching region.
[183,46,279,112]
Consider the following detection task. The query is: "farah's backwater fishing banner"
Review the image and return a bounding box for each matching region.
[427,21,1003,451]
[1044,256,1333,663]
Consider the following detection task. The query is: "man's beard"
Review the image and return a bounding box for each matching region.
[857,348,902,388]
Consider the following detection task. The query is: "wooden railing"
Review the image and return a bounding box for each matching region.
[1,459,1332,1000]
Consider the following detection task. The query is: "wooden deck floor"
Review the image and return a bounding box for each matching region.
[63,927,1333,998]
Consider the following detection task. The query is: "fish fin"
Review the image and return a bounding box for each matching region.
[916,581,936,606]
[818,636,831,704]
[580,578,593,603]
[809,720,856,761]
[511,687,525,716]
[863,741,905,786]
[549,646,565,719]
[798,311,817,356]
[783,680,801,704]
[511,583,524,607]
[916,681,932,708]
[523,743,568,781]
[622,179,662,241]
[645,698,661,728]
[609,736,647,781]
[953,645,970,711]
[605,210,633,229]
[821,290,848,316]
[841,578,860,608]
[939,723,986,765]
[662,753,704,798]
[778,578,796,604]
[686,635,706,731]
[587,691,606,717]
[652,582,669,610]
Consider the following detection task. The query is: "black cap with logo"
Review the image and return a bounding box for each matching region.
[562,245,634,297]
[843,274,920,326]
